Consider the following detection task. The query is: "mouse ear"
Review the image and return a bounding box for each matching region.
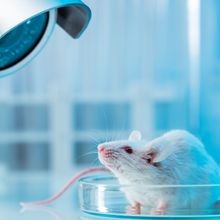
[146,145,174,163]
[129,130,142,141]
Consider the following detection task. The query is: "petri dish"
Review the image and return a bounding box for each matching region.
[79,175,220,219]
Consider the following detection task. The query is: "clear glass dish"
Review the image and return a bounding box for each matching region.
[79,175,220,219]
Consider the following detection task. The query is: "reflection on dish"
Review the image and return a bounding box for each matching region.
[21,206,66,220]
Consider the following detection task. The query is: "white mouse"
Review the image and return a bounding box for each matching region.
[98,130,220,215]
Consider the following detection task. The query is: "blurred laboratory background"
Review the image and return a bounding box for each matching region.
[0,0,220,217]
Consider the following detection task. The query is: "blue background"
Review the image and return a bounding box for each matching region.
[0,0,220,218]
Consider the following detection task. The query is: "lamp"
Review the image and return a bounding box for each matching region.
[0,0,91,77]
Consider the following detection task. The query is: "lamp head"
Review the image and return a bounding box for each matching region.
[0,0,91,77]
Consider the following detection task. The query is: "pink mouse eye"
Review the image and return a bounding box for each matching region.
[122,146,133,154]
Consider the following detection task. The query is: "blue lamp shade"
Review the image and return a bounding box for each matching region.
[0,13,49,71]
[0,0,91,77]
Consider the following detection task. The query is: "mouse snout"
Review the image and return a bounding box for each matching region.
[98,144,109,155]
[98,145,115,159]
[98,144,106,153]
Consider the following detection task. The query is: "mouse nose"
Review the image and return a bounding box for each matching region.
[98,144,115,159]
[98,144,106,153]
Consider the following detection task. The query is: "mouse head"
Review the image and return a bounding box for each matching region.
[98,129,206,183]
[98,130,167,180]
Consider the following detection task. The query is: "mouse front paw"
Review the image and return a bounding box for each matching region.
[150,200,167,216]
[150,208,166,215]
[126,202,141,215]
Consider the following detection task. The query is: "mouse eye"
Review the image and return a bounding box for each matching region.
[122,146,133,154]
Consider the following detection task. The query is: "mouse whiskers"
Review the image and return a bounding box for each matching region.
[86,132,101,145]
[90,158,100,167]
[77,151,98,162]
